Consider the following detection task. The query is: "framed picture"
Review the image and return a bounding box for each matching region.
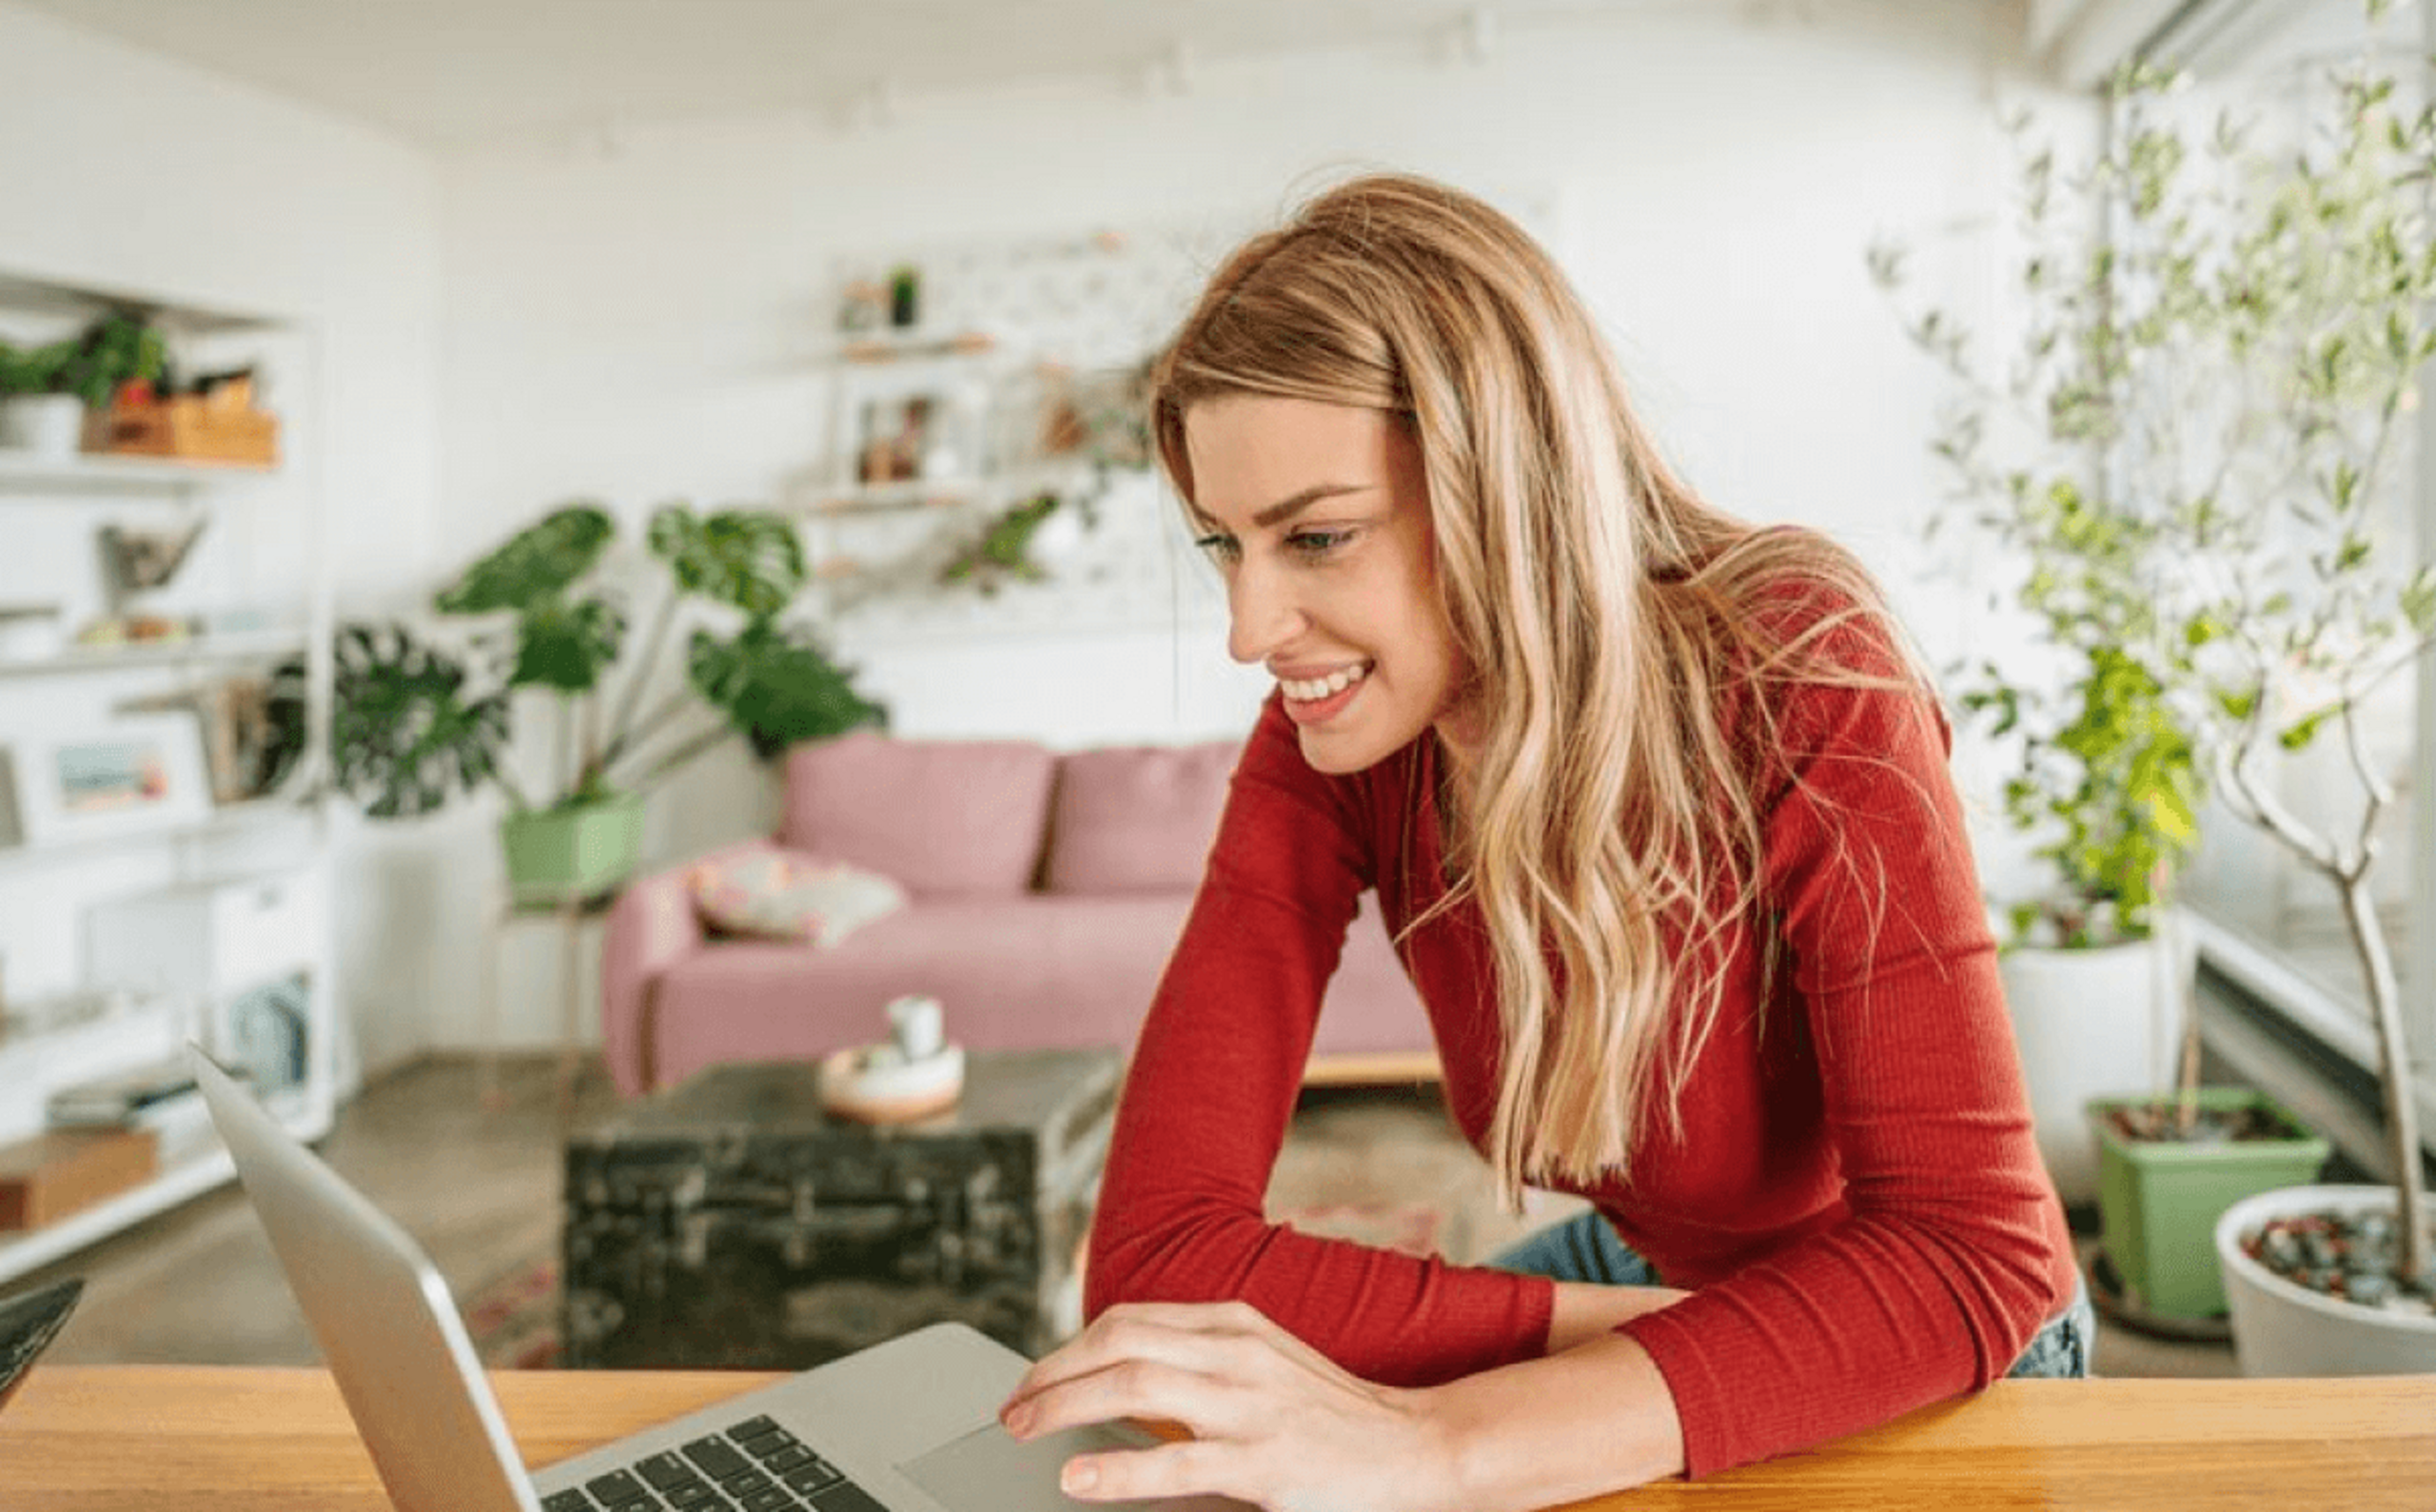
[0,712,213,849]
[846,373,985,487]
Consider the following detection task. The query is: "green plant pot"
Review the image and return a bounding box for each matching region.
[499,795,644,907]
[2088,1089,2329,1321]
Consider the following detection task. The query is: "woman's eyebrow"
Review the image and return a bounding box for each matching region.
[1193,483,1376,535]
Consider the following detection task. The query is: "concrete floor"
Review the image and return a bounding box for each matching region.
[20,1054,2235,1379]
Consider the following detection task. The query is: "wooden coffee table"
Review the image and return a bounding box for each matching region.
[560,1048,1121,1369]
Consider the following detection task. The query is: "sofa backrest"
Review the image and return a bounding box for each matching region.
[1041,739,1241,894]
[780,730,1056,896]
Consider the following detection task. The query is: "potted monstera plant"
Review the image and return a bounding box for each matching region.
[318,499,885,904]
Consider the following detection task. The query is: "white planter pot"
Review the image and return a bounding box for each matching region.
[1998,933,2178,1204]
[0,395,88,458]
[2215,1185,2436,1377]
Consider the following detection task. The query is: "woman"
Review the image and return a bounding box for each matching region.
[998,173,2090,1511]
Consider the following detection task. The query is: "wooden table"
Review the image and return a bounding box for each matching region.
[2,1365,2430,1509]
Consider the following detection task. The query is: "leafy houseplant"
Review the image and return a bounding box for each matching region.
[0,313,166,455]
[1877,2,2432,1325]
[323,500,886,903]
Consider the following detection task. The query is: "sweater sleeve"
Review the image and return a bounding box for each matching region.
[1084,695,1554,1386]
[1621,646,2072,1476]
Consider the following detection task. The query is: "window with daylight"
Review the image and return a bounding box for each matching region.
[2151,0,2436,1132]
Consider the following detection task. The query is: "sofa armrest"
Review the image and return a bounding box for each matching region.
[600,837,778,1094]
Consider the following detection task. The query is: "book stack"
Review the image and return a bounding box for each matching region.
[47,1057,224,1168]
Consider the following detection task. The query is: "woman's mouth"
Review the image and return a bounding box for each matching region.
[1279,662,1371,725]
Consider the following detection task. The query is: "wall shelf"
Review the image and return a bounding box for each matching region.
[0,265,339,1280]
[0,793,320,872]
[0,629,307,679]
[0,449,276,496]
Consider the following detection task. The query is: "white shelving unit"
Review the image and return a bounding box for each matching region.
[0,268,338,1288]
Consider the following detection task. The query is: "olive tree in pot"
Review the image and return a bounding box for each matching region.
[1874,164,2323,1327]
[1868,27,2436,1332]
[318,500,885,905]
[1887,9,2436,1357]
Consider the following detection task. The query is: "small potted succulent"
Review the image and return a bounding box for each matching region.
[312,499,886,904]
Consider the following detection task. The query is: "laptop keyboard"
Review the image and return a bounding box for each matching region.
[541,1415,889,1512]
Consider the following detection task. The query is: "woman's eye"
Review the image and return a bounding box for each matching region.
[1287,529,1353,558]
[1192,533,1240,563]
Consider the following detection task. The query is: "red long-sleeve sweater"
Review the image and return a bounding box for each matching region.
[1084,625,2077,1479]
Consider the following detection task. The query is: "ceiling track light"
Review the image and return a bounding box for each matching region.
[1460,7,1497,66]
[1144,39,1195,97]
[849,77,900,132]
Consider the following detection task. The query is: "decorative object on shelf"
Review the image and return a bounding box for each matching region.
[117,677,285,806]
[0,313,166,460]
[854,384,981,485]
[223,971,311,1100]
[314,500,886,904]
[888,264,922,328]
[1036,358,1153,474]
[0,712,213,849]
[100,367,279,467]
[838,278,888,334]
[72,613,192,649]
[184,673,296,805]
[1875,2,2432,1329]
[0,1128,158,1231]
[99,516,209,597]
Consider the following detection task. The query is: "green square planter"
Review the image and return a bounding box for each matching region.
[2087,1088,2329,1321]
[499,796,644,907]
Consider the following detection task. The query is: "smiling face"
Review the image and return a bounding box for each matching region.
[1183,394,1470,775]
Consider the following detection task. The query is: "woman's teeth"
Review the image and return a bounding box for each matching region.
[1281,664,1370,701]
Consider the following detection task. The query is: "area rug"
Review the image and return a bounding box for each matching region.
[465,1253,562,1369]
[462,1202,1446,1369]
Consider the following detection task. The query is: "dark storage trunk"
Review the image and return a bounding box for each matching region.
[561,1049,1121,1370]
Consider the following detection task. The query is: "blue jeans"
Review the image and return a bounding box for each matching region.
[1490,1210,2094,1379]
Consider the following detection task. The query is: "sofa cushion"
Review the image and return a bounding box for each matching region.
[689,849,907,946]
[1043,740,1240,893]
[779,730,1056,896]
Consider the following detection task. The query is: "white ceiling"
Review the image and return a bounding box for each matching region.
[11,0,1736,150]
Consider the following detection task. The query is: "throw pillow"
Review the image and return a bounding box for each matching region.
[689,850,907,946]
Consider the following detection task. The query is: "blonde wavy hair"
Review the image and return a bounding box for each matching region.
[1151,173,1920,1201]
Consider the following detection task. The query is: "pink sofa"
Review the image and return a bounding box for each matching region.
[599,730,1434,1094]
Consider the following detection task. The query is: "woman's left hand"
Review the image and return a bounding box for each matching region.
[997,1299,1460,1512]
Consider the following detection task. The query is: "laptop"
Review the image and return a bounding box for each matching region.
[190,1046,1214,1512]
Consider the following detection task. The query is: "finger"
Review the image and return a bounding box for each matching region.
[1006,1303,1269,1408]
[1007,1354,1249,1443]
[1056,1435,1252,1506]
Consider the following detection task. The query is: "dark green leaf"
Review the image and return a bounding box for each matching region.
[436,502,615,615]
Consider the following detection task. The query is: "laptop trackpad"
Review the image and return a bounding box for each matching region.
[900,1422,1245,1512]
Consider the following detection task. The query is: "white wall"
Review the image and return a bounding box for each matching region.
[1,0,2081,1066]
[0,2,445,1076]
[427,1,2069,1051]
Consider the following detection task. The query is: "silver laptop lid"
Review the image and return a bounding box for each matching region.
[190,1044,540,1512]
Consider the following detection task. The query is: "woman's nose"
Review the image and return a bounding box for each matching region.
[1226,560,1305,665]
